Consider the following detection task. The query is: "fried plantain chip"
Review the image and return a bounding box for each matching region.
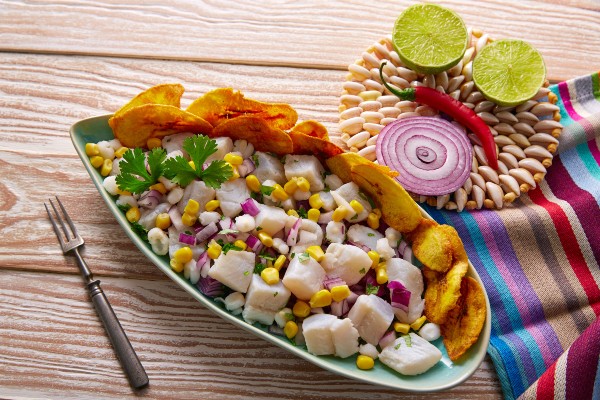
[422,261,469,324]
[409,223,462,273]
[326,152,398,184]
[290,120,329,139]
[111,104,213,148]
[441,277,487,361]
[186,88,298,130]
[108,83,185,129]
[349,164,422,233]
[211,115,293,155]
[289,131,344,162]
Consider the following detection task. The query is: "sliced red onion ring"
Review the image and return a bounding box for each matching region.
[196,276,224,298]
[378,330,397,349]
[330,300,350,317]
[376,117,472,196]
[138,190,162,209]
[246,234,263,253]
[237,158,256,178]
[241,198,260,216]
[323,276,346,291]
[286,218,302,247]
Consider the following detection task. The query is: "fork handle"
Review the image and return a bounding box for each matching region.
[88,280,149,389]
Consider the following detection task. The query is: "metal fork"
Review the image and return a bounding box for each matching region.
[45,196,149,389]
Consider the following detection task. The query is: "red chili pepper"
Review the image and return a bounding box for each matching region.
[379,62,498,170]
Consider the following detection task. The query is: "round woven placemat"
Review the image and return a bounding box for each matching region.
[338,29,562,211]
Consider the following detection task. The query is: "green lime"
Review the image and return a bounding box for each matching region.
[472,39,546,106]
[392,4,468,75]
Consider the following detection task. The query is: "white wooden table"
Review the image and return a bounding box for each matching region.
[1,1,599,398]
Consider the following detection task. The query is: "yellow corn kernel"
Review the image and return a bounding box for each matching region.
[260,267,280,285]
[410,316,427,331]
[331,285,351,302]
[184,199,200,215]
[296,177,310,192]
[367,212,380,230]
[356,355,375,370]
[85,143,99,156]
[273,254,287,271]
[234,240,247,251]
[100,159,113,176]
[292,300,311,318]
[367,251,380,268]
[309,289,333,308]
[207,243,222,259]
[309,193,324,209]
[272,184,289,201]
[224,153,243,166]
[372,208,382,218]
[170,258,184,273]
[284,320,299,339]
[90,156,104,168]
[181,212,197,227]
[125,206,140,223]
[306,245,325,262]
[114,146,129,158]
[349,200,364,213]
[287,209,299,218]
[307,208,320,222]
[258,231,273,247]
[116,188,131,196]
[284,179,298,194]
[394,322,410,334]
[188,160,196,170]
[246,174,261,192]
[149,182,167,194]
[332,206,347,222]
[147,137,162,149]
[376,261,387,271]
[155,213,171,230]
[174,246,193,264]
[205,200,220,212]
[376,267,388,285]
[229,165,240,181]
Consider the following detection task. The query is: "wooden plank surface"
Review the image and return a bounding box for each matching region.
[0,0,599,82]
[2,0,598,398]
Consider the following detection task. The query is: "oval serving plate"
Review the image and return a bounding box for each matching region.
[70,114,491,392]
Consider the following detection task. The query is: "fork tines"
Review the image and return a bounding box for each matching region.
[45,196,84,252]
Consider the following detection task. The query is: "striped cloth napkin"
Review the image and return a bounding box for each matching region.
[422,72,600,400]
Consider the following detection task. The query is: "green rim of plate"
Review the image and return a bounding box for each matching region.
[70,115,492,392]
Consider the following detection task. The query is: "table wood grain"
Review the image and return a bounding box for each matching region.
[1,1,598,398]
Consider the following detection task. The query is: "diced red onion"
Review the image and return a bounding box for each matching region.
[286,218,302,247]
[330,300,350,317]
[241,198,260,216]
[196,276,224,297]
[378,330,397,349]
[398,240,408,255]
[388,280,411,311]
[346,291,359,306]
[138,190,162,209]
[237,158,256,178]
[179,232,197,246]
[196,222,219,243]
[268,325,285,336]
[323,276,346,291]
[246,234,263,253]
[376,117,473,196]
[219,217,233,230]
[196,251,208,268]
[318,210,333,225]
[346,241,370,253]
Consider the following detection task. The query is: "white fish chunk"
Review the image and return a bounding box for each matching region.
[321,243,371,285]
[208,250,255,293]
[215,179,251,218]
[347,224,383,251]
[282,255,325,300]
[242,274,291,325]
[347,294,394,345]
[379,333,442,375]
[253,151,286,185]
[177,180,216,214]
[284,155,325,191]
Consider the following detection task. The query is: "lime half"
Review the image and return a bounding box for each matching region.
[392,4,468,75]
[473,39,546,106]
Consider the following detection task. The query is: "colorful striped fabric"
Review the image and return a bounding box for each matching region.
[422,72,600,400]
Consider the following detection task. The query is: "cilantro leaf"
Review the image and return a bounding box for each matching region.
[130,221,149,242]
[163,135,233,188]
[297,207,308,219]
[298,252,310,263]
[260,184,275,196]
[116,147,166,194]
[222,242,243,255]
[254,263,267,274]
[366,283,379,295]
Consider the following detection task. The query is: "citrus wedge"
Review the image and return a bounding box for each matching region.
[392,4,468,74]
[472,39,546,106]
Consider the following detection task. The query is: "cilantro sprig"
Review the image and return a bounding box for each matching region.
[163,135,233,188]
[116,147,166,194]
